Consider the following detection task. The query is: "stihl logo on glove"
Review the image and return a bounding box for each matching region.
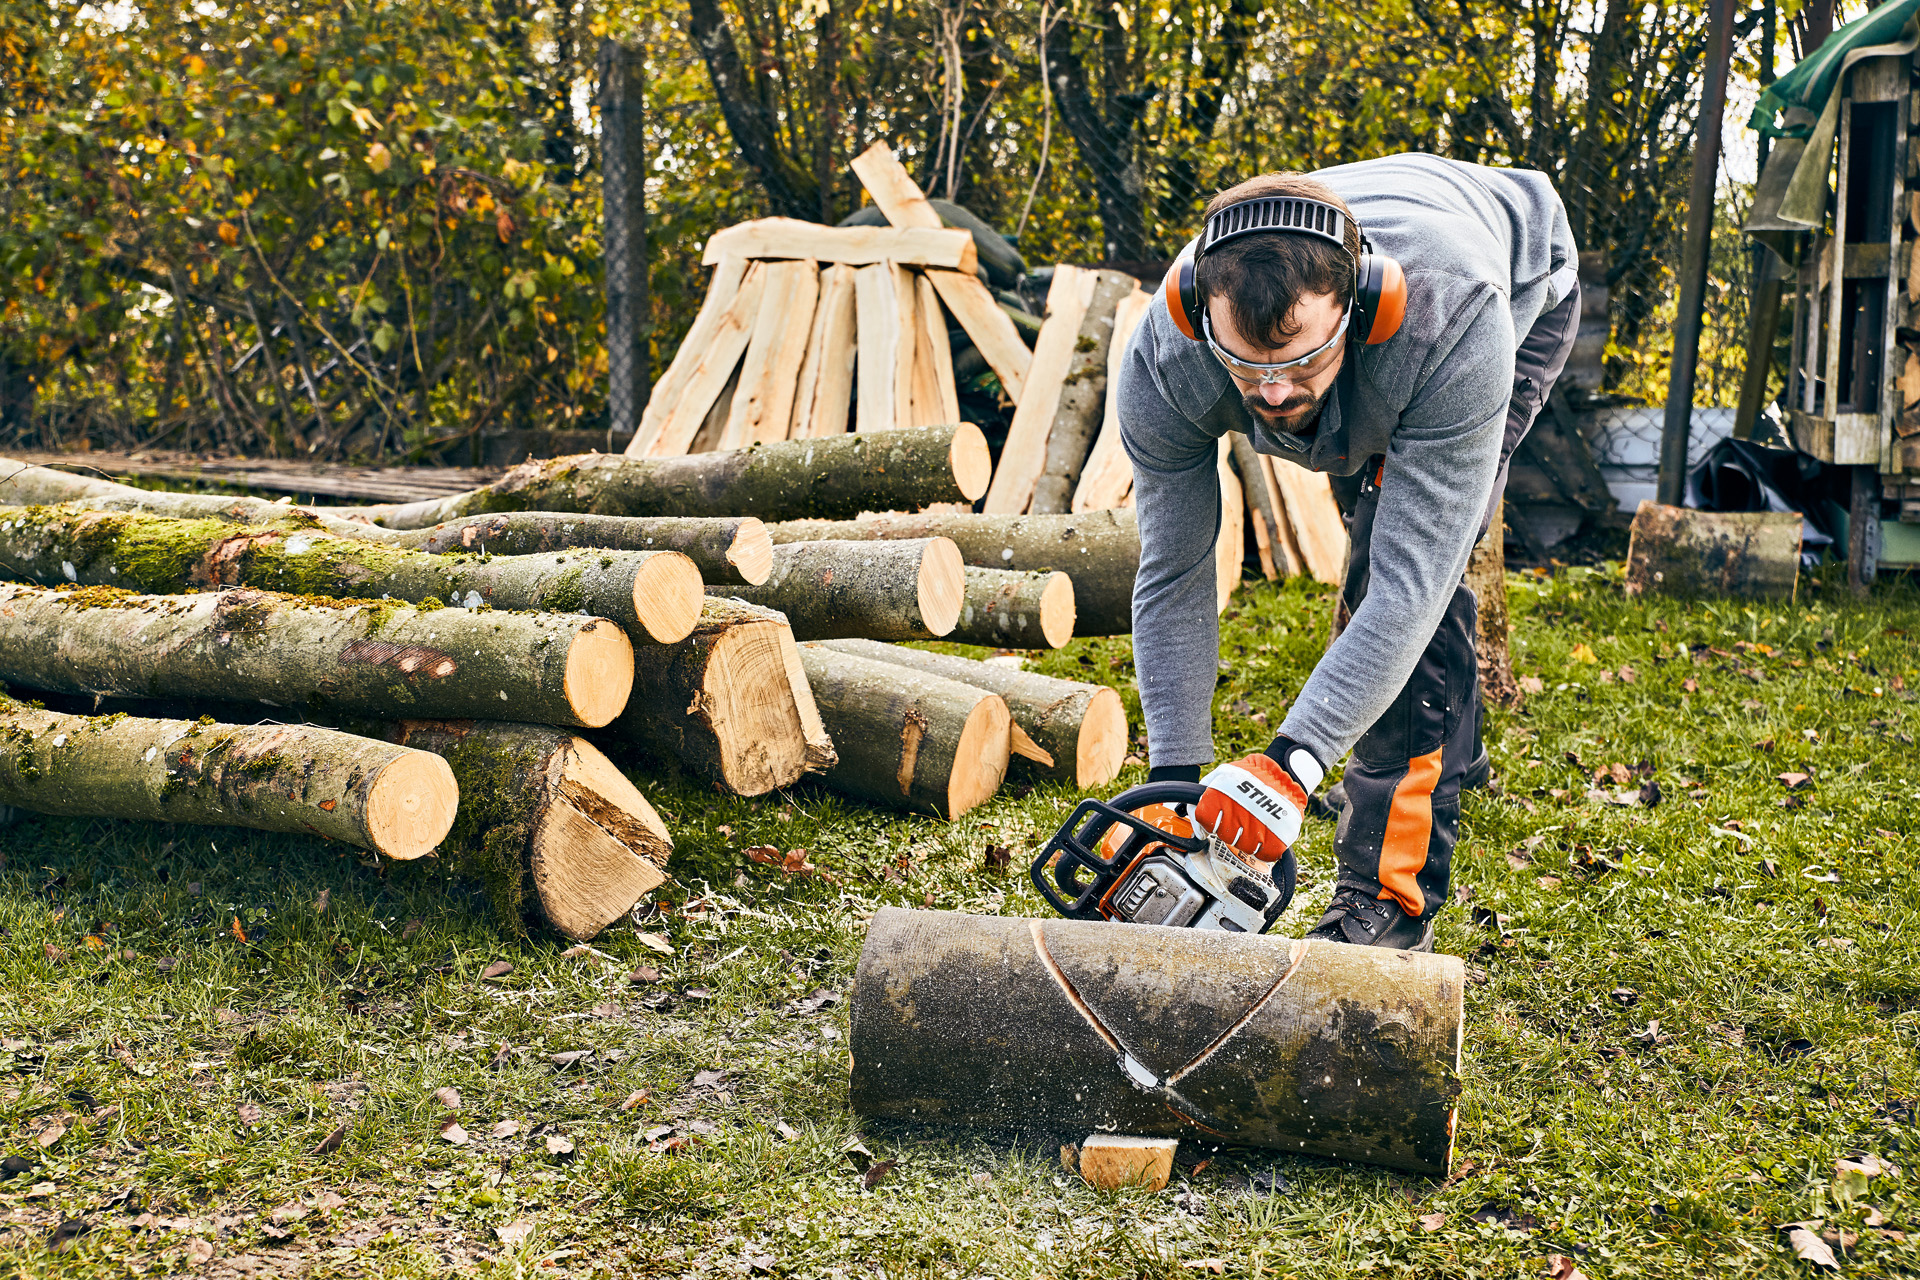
[1195,750,1322,862]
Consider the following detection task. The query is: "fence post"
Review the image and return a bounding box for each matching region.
[599,38,649,449]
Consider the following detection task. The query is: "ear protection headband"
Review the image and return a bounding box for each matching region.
[1162,195,1407,347]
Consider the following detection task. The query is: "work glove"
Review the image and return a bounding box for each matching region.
[1194,740,1325,863]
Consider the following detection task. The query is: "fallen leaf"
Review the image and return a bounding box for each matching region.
[692,1069,729,1090]
[480,959,514,981]
[438,1119,468,1146]
[1785,1224,1839,1270]
[36,1121,66,1148]
[1506,850,1534,869]
[1610,987,1640,1006]
[312,1121,348,1155]
[1777,772,1812,790]
[550,1050,592,1069]
[1418,1212,1446,1232]
[627,966,660,985]
[591,1002,622,1019]
[492,1120,519,1139]
[1570,643,1597,665]
[1518,675,1545,694]
[775,1121,799,1141]
[843,1137,875,1173]
[310,1191,346,1214]
[619,1090,651,1112]
[1543,1255,1589,1280]
[1182,1261,1226,1274]
[862,1158,897,1189]
[984,844,1012,872]
[185,1237,215,1264]
[26,1181,55,1198]
[433,1086,461,1110]
[747,1254,776,1273]
[1837,1154,1893,1178]
[496,1219,535,1248]
[636,932,674,956]
[544,1134,575,1159]
[236,1102,262,1126]
[1682,677,1698,693]
[269,1201,308,1225]
[1536,875,1562,889]
[745,845,781,866]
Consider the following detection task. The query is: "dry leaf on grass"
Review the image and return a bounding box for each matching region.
[492,1120,520,1139]
[1518,675,1545,694]
[184,1237,215,1265]
[36,1122,65,1148]
[1570,643,1597,664]
[862,1158,897,1189]
[626,966,661,985]
[496,1219,535,1248]
[619,1090,650,1112]
[636,932,674,956]
[312,1121,348,1155]
[545,1134,575,1159]
[236,1102,262,1126]
[1543,1255,1589,1280]
[1783,1223,1840,1270]
[438,1119,469,1146]
[480,960,514,981]
[433,1087,461,1110]
[1418,1212,1446,1232]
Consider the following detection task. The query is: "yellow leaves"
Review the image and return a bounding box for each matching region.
[309,233,325,251]
[365,141,391,174]
[185,54,206,76]
[495,207,515,244]
[417,157,435,176]
[256,93,275,107]
[1570,643,1598,665]
[501,157,530,183]
[216,222,238,247]
[272,36,289,56]
[347,104,377,132]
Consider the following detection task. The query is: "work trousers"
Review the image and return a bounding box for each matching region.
[1327,282,1580,919]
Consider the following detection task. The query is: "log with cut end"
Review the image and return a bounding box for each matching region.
[949,567,1075,650]
[849,909,1465,1175]
[609,597,820,797]
[719,538,963,640]
[797,644,1009,819]
[1028,270,1137,514]
[389,512,772,587]
[0,699,456,859]
[0,506,702,646]
[814,639,1126,789]
[767,509,1139,635]
[348,425,992,529]
[1624,501,1801,600]
[0,583,633,729]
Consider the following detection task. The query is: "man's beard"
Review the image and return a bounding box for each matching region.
[1242,383,1332,436]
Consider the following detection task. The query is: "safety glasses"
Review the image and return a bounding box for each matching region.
[1202,304,1350,386]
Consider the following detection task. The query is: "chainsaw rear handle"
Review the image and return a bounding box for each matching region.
[1032,782,1209,920]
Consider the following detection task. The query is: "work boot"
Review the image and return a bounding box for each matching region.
[1304,884,1435,951]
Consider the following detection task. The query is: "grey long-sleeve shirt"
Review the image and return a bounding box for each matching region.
[1118,153,1577,771]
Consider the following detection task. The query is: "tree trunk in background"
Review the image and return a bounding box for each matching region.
[686,0,822,220]
[1044,1,1154,261]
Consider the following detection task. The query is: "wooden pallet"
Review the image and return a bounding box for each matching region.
[4,452,500,505]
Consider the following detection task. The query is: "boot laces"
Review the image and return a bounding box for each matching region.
[1323,885,1394,934]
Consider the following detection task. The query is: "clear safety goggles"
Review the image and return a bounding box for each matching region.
[1202,304,1350,386]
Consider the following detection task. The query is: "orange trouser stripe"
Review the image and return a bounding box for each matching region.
[1377,747,1444,917]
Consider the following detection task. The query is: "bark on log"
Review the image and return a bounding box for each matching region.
[349,425,993,529]
[1464,498,1521,710]
[1624,501,1801,600]
[1029,270,1137,514]
[719,538,963,640]
[796,644,1010,819]
[985,267,1095,514]
[950,567,1075,650]
[1070,290,1152,512]
[849,909,1465,1174]
[1229,434,1296,579]
[766,510,1139,635]
[388,512,773,587]
[609,597,818,796]
[0,506,702,646]
[0,698,456,859]
[814,639,1126,789]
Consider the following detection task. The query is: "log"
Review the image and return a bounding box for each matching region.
[791,264,858,438]
[1624,501,1801,600]
[644,261,766,457]
[628,256,749,457]
[1216,436,1245,613]
[914,272,961,426]
[388,512,773,587]
[796,644,1010,819]
[722,259,820,449]
[767,509,1139,635]
[950,566,1075,650]
[985,267,1097,514]
[1229,434,1300,579]
[1029,270,1138,514]
[0,506,702,647]
[0,698,456,860]
[1268,456,1348,585]
[0,583,634,729]
[813,639,1126,789]
[611,596,817,796]
[350,426,992,529]
[703,218,978,274]
[1465,498,1521,709]
[719,538,964,640]
[1070,290,1152,512]
[848,908,1465,1174]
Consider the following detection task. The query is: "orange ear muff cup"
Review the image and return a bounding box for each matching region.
[1165,244,1201,340]
[1361,255,1406,344]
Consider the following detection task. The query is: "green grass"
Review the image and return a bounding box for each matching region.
[1,562,1918,1278]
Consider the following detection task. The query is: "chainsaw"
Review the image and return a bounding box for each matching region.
[1031,782,1296,933]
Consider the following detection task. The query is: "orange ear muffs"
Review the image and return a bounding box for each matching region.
[1163,238,1203,340]
[1355,253,1406,344]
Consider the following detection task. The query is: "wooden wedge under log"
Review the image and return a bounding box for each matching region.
[0,506,703,646]
[0,583,633,729]
[720,538,964,641]
[791,264,858,438]
[796,644,1010,819]
[986,267,1096,514]
[703,218,978,274]
[852,263,907,433]
[389,512,773,587]
[643,261,767,458]
[723,259,820,449]
[1215,436,1246,613]
[1268,455,1348,585]
[1029,271,1138,515]
[627,256,749,457]
[814,639,1125,789]
[848,909,1465,1174]
[1070,289,1151,513]
[950,567,1075,650]
[767,509,1139,635]
[0,697,457,859]
[352,426,992,530]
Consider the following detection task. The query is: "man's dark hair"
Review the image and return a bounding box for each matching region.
[1195,173,1361,348]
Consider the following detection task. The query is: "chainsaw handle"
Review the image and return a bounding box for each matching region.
[1031,783,1207,920]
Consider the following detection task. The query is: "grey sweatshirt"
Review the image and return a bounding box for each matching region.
[1117,153,1577,771]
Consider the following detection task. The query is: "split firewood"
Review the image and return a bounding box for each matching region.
[1071,290,1152,513]
[1229,434,1296,579]
[0,697,456,859]
[1216,437,1245,613]
[720,538,963,641]
[985,267,1097,514]
[0,583,633,729]
[627,256,749,457]
[950,567,1075,650]
[349,425,992,529]
[814,639,1126,789]
[853,263,909,432]
[912,272,961,426]
[702,218,978,273]
[389,513,773,587]
[1268,455,1349,585]
[1029,271,1137,515]
[640,261,767,458]
[796,643,1010,819]
[722,259,820,449]
[0,506,702,646]
[790,264,858,438]
[767,509,1139,635]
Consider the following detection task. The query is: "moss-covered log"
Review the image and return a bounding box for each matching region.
[388,512,772,587]
[718,539,964,641]
[0,583,632,729]
[349,425,993,529]
[797,643,1009,819]
[813,639,1125,789]
[0,505,702,646]
[951,567,1075,650]
[767,509,1138,635]
[0,698,456,859]
[849,908,1465,1175]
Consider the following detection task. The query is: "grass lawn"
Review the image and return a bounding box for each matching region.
[0,561,1917,1279]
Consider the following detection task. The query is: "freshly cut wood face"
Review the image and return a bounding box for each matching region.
[947,693,1011,818]
[849,142,943,230]
[1079,1135,1176,1192]
[364,751,460,861]
[529,738,670,940]
[1037,571,1076,649]
[948,423,992,500]
[726,518,774,586]
[628,552,704,644]
[647,262,766,457]
[927,269,1031,404]
[916,536,966,637]
[706,620,814,796]
[703,218,978,273]
[1075,686,1128,789]
[559,618,636,729]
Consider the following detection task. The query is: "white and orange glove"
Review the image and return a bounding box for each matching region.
[1194,742,1325,863]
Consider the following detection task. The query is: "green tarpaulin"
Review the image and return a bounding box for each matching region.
[1749,0,1920,137]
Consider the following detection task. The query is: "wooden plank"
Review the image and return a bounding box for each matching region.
[687,362,741,454]
[1071,289,1150,512]
[893,264,923,430]
[648,262,766,457]
[1268,454,1347,585]
[1259,453,1308,578]
[704,218,977,274]
[628,256,748,456]
[983,266,1094,514]
[850,142,944,229]
[916,272,961,424]
[1624,501,1801,600]
[721,259,820,449]
[790,264,858,439]
[926,270,1031,404]
[853,263,905,432]
[1216,434,1244,614]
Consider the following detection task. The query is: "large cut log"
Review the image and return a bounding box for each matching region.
[628,256,749,457]
[796,644,1009,819]
[0,506,702,646]
[815,639,1125,789]
[611,597,818,796]
[0,583,634,728]
[644,261,767,458]
[722,259,820,449]
[951,567,1075,650]
[767,509,1139,635]
[720,538,963,641]
[985,267,1096,514]
[791,264,858,438]
[703,218,978,273]
[0,698,456,859]
[1029,271,1137,514]
[1624,501,1801,600]
[390,512,773,587]
[349,425,993,529]
[1070,290,1152,512]
[849,909,1465,1175]
[1268,456,1348,585]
